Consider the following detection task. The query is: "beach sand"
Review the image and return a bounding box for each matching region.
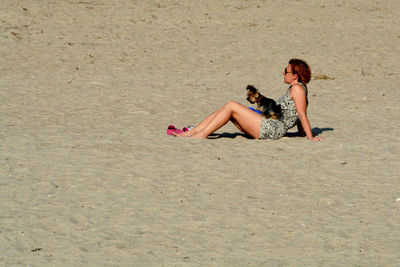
[1,0,399,265]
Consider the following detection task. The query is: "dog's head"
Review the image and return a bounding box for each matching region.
[246,85,260,103]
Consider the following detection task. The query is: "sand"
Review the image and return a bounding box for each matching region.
[1,0,399,265]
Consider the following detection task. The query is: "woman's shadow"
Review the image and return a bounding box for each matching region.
[285,127,334,138]
[209,127,334,139]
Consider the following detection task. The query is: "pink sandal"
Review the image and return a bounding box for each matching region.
[182,125,194,132]
[167,125,184,135]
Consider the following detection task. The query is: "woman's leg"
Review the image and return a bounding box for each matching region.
[175,101,262,138]
[174,105,226,137]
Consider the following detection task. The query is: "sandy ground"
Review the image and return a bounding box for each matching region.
[1,0,400,265]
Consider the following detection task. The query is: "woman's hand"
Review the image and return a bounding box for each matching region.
[307,136,323,141]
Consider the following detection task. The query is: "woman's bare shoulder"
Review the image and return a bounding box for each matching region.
[289,83,306,98]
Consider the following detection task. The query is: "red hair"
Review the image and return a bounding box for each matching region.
[289,59,311,84]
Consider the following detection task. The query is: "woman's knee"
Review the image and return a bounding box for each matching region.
[224,101,241,109]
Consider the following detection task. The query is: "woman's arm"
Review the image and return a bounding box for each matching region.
[290,84,323,141]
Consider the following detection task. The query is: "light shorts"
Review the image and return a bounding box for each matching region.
[258,117,288,139]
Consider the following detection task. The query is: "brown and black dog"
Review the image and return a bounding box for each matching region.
[246,85,282,119]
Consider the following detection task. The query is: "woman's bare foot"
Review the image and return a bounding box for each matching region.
[172,130,193,137]
[172,129,207,138]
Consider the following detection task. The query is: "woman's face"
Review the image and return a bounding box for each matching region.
[283,64,296,84]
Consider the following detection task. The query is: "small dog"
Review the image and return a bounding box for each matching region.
[246,85,282,119]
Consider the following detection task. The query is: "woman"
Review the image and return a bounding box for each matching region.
[173,59,323,141]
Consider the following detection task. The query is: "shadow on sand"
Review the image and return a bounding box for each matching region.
[285,127,334,138]
[208,127,334,139]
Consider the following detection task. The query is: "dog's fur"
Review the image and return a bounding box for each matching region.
[246,85,282,119]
